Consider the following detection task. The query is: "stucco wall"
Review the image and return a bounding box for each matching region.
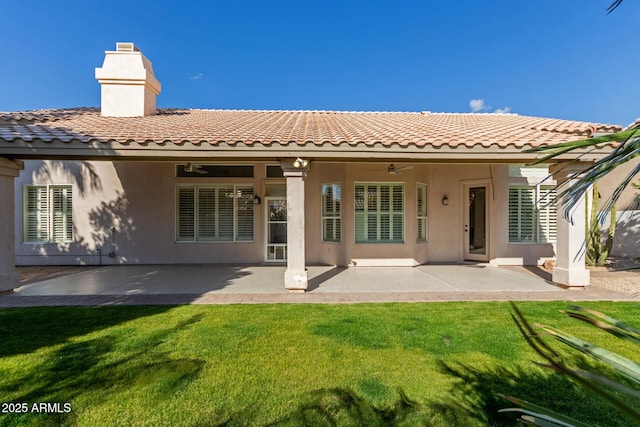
[612,210,640,258]
[597,157,640,211]
[15,160,559,266]
[15,160,266,265]
[593,157,639,258]
[595,210,640,258]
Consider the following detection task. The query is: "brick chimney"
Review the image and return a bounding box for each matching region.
[95,42,161,117]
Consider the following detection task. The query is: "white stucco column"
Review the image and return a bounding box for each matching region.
[0,158,24,293]
[281,159,309,292]
[550,162,590,288]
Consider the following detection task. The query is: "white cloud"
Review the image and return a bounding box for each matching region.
[470,99,512,114]
[494,106,511,114]
[469,99,487,113]
[188,72,204,81]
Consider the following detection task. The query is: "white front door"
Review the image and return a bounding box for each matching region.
[463,183,489,261]
[265,197,287,261]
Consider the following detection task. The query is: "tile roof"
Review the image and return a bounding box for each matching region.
[0,108,622,150]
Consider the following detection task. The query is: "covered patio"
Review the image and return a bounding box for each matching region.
[3,264,634,307]
[11,264,571,295]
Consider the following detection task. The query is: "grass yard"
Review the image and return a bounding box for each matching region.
[0,302,638,426]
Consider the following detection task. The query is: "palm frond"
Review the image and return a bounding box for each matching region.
[565,307,640,346]
[526,129,640,222]
[539,324,640,385]
[499,396,591,427]
[607,0,625,14]
[508,303,640,424]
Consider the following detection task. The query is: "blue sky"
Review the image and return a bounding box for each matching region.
[2,1,638,126]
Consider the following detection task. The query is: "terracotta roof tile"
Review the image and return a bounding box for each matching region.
[0,108,622,150]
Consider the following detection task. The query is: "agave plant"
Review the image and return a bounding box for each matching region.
[501,303,640,426]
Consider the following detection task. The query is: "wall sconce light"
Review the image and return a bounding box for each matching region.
[293,157,309,168]
[253,195,261,205]
[442,195,449,206]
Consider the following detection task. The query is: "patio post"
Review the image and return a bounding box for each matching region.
[281,159,309,292]
[550,162,590,288]
[0,158,24,293]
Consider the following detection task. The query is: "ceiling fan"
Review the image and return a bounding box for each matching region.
[185,163,207,174]
[387,164,413,175]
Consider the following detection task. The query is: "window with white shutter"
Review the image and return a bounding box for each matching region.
[538,186,557,243]
[176,185,254,242]
[508,185,557,243]
[24,185,73,243]
[176,187,196,241]
[322,183,341,242]
[236,186,255,241]
[355,183,404,243]
[416,184,427,242]
[50,186,73,242]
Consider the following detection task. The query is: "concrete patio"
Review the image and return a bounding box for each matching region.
[1,264,636,306]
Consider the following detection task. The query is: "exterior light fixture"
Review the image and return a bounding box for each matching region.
[442,195,449,206]
[253,195,261,205]
[293,157,308,168]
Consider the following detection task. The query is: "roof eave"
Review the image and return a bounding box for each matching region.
[0,139,615,163]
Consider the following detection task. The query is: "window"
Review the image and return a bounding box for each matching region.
[266,165,284,178]
[416,184,428,242]
[176,185,254,242]
[508,185,557,243]
[322,184,341,242]
[355,183,404,243]
[24,185,73,243]
[176,165,254,178]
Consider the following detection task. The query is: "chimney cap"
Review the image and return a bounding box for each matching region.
[115,42,139,53]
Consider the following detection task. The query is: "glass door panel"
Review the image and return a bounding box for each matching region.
[464,183,489,262]
[266,198,287,261]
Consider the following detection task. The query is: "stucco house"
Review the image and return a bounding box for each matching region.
[0,42,627,293]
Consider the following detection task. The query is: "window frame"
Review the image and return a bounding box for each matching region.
[23,184,74,244]
[508,184,557,244]
[176,184,255,243]
[321,183,341,243]
[354,182,404,244]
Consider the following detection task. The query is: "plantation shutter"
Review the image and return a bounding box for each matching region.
[24,186,49,242]
[355,184,365,242]
[177,187,195,241]
[50,186,73,242]
[380,185,390,240]
[392,185,403,242]
[508,187,536,242]
[217,186,235,240]
[416,184,427,242]
[322,184,341,242]
[538,186,557,243]
[236,186,254,241]
[197,187,217,240]
[355,183,404,243]
[177,185,254,242]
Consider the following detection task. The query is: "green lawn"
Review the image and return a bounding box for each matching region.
[0,302,638,426]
